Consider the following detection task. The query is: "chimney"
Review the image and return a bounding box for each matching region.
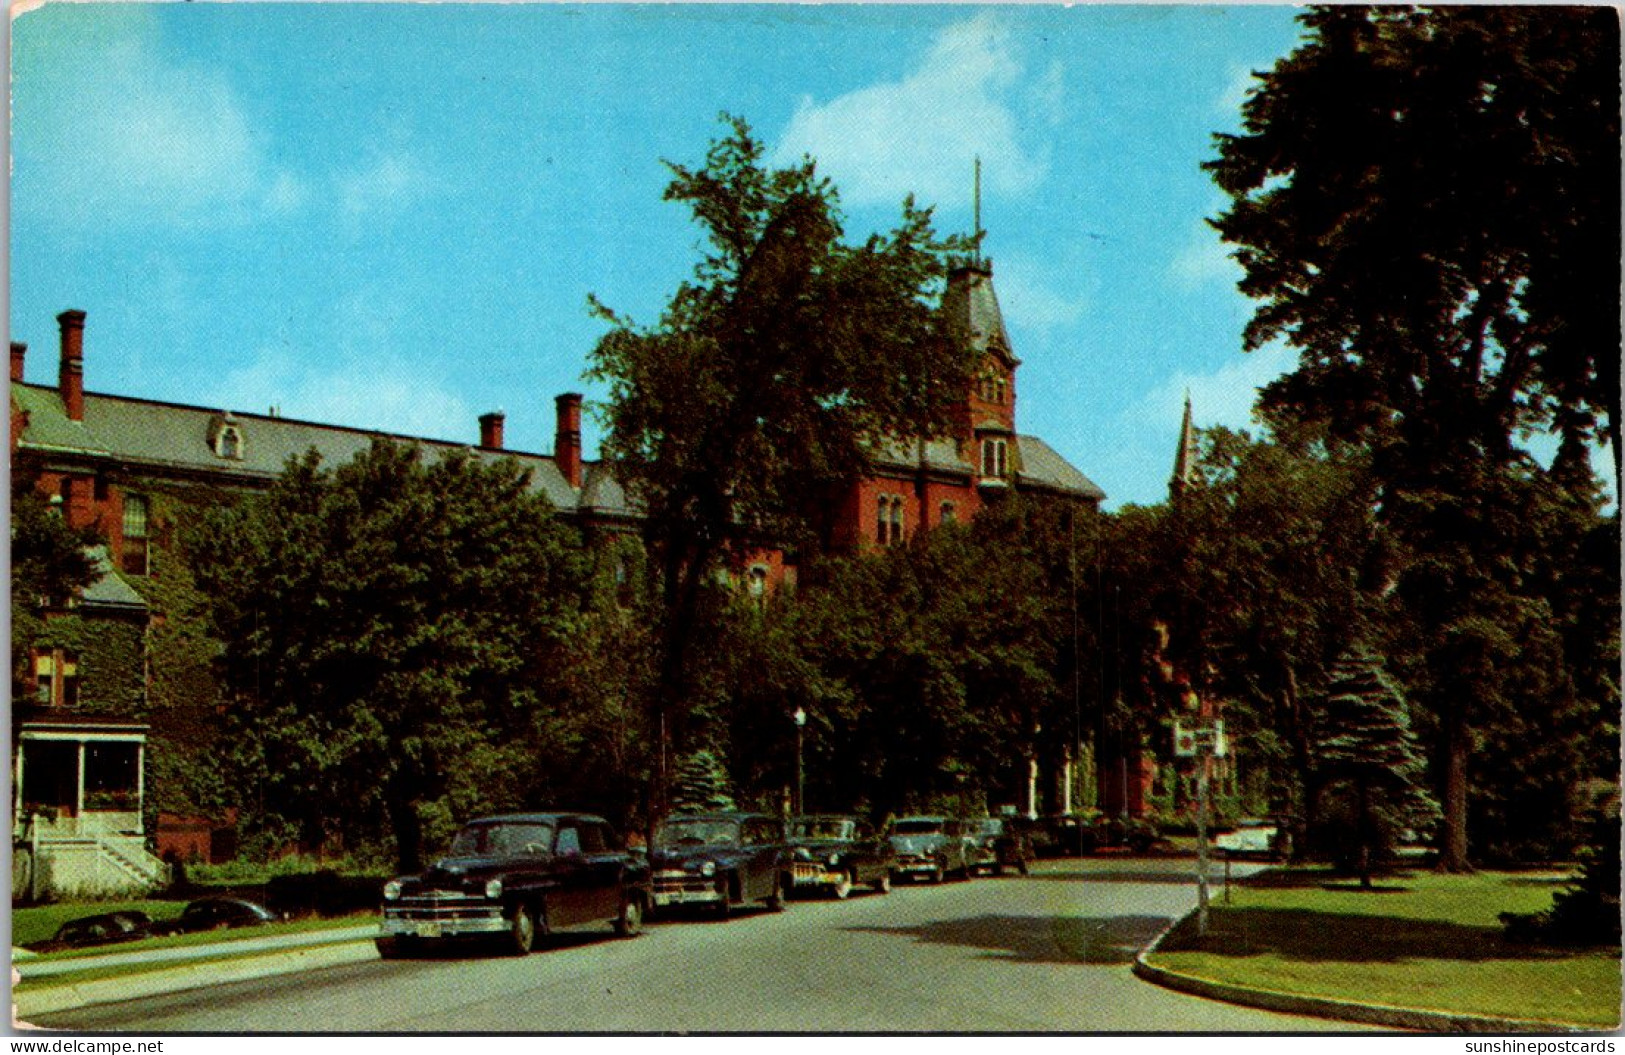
[555,393,583,489]
[10,342,26,383]
[57,310,86,421]
[478,411,505,451]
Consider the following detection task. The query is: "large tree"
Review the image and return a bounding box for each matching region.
[189,440,584,870]
[588,116,979,816]
[1206,6,1620,869]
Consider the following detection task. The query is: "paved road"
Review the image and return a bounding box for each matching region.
[32,857,1368,1032]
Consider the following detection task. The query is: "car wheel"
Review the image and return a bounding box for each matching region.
[831,870,853,900]
[376,936,412,959]
[872,871,892,895]
[506,902,537,956]
[614,893,644,938]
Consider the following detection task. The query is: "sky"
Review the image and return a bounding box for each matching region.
[8,3,1314,510]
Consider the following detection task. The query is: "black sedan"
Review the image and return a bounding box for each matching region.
[787,815,895,898]
[649,812,789,918]
[162,896,279,934]
[32,910,156,952]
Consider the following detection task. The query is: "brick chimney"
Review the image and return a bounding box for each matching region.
[10,342,26,383]
[57,310,86,421]
[478,411,505,451]
[555,393,583,489]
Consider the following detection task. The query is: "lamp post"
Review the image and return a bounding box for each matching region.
[793,707,807,816]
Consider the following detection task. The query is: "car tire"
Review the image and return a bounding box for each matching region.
[872,871,892,895]
[376,936,412,959]
[831,870,853,900]
[506,902,538,956]
[614,893,644,938]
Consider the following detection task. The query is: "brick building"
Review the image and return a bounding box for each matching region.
[10,259,1106,887]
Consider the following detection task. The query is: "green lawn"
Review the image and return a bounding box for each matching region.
[1147,867,1622,1028]
[13,904,376,961]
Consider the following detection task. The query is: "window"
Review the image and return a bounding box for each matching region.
[876,498,889,545]
[747,565,768,598]
[33,650,79,707]
[555,826,582,856]
[940,502,957,524]
[122,493,150,576]
[980,439,1008,478]
[218,426,242,460]
[890,497,905,542]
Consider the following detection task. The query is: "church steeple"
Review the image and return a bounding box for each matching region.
[1170,392,1198,500]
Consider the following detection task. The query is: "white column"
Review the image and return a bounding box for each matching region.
[136,742,146,834]
[14,739,25,829]
[75,741,87,832]
[1060,752,1074,816]
[1025,756,1040,819]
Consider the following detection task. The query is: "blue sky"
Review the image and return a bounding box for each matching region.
[9,3,1312,510]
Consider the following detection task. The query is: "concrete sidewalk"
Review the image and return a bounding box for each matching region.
[16,924,379,979]
[13,924,383,1023]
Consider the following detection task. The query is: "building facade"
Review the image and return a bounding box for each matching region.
[10,260,1107,886]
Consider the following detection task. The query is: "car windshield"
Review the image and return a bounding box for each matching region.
[656,819,741,847]
[792,818,855,841]
[450,821,555,856]
[893,819,944,835]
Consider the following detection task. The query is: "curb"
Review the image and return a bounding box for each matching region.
[14,938,379,1022]
[1132,907,1595,1034]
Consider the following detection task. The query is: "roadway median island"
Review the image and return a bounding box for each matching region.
[1135,865,1622,1032]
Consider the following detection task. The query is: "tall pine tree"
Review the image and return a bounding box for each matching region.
[1311,645,1439,888]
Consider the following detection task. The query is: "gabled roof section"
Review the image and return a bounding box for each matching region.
[942,262,1017,368]
[1015,436,1107,501]
[80,546,148,613]
[11,383,601,515]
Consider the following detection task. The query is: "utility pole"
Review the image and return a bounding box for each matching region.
[1176,718,1226,936]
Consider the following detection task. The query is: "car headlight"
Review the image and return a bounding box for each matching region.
[484,878,503,900]
[827,852,841,867]
[383,880,403,901]
[700,861,717,877]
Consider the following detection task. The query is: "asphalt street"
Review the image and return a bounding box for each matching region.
[29,857,1371,1033]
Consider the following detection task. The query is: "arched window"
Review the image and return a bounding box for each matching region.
[981,438,1008,478]
[122,493,150,576]
[940,501,956,524]
[748,564,768,598]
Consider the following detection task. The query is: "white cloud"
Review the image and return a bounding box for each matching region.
[338,152,435,217]
[993,255,1088,330]
[1131,341,1297,435]
[1169,226,1242,290]
[772,13,1053,209]
[14,20,297,229]
[213,294,472,440]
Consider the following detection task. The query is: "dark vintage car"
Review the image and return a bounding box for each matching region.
[964,816,1034,876]
[162,896,279,935]
[649,812,789,918]
[378,812,651,957]
[786,814,896,899]
[889,815,973,883]
[33,910,156,952]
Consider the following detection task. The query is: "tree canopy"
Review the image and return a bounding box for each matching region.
[189,440,585,870]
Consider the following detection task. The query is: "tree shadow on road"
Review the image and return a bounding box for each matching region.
[1157,908,1582,963]
[844,914,1173,965]
[1023,868,1200,886]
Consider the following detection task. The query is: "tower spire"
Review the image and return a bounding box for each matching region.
[1170,391,1198,501]
[973,156,983,266]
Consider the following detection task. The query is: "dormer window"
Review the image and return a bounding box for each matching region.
[980,438,1008,478]
[209,413,245,461]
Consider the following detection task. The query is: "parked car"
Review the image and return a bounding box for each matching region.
[786,814,896,898]
[33,910,156,952]
[1214,818,1285,860]
[649,812,789,918]
[162,896,279,935]
[964,816,1034,876]
[889,816,973,883]
[1037,814,1092,857]
[378,812,651,957]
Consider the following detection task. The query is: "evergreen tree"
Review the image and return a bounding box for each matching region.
[670,749,736,813]
[1310,645,1439,888]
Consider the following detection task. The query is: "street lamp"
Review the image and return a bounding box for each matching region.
[793,707,807,816]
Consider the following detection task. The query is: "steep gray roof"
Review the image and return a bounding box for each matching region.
[80,546,148,613]
[942,262,1016,364]
[1016,436,1107,501]
[12,383,599,515]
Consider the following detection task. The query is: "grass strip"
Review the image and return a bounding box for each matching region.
[1146,867,1621,1028]
[16,912,378,965]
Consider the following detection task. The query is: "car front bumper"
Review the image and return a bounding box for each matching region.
[381,904,508,940]
[652,871,726,906]
[790,863,846,888]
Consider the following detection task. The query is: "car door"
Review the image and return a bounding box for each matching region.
[550,822,592,928]
[739,818,781,900]
[578,821,624,923]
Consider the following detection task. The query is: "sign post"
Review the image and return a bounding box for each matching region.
[1176,720,1226,937]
